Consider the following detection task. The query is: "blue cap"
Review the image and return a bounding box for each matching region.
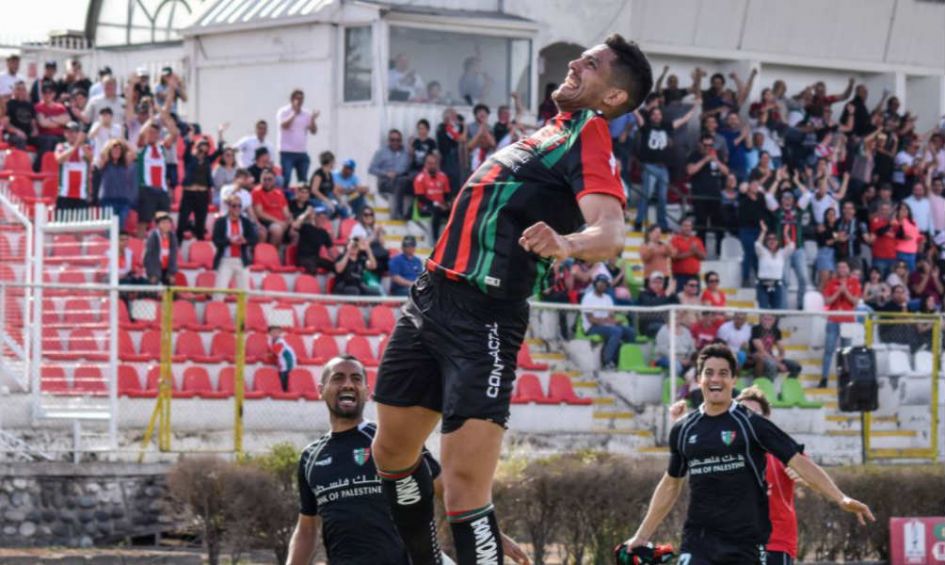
[342,159,356,170]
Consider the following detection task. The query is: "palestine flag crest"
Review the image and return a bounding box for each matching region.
[353,447,371,466]
[721,430,736,446]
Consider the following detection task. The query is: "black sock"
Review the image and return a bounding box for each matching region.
[448,504,502,565]
[378,458,441,565]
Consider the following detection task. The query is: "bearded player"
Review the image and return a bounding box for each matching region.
[371,33,653,565]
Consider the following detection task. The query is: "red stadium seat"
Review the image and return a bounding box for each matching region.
[283,333,318,365]
[64,328,107,361]
[180,240,214,269]
[39,151,58,176]
[182,366,230,399]
[41,177,58,202]
[245,303,268,333]
[252,367,298,400]
[368,305,397,334]
[217,367,239,398]
[517,343,549,371]
[85,235,109,257]
[335,218,358,245]
[118,365,145,397]
[175,330,220,363]
[312,334,340,361]
[337,304,378,335]
[2,150,48,180]
[294,274,321,295]
[300,303,342,335]
[41,365,69,394]
[127,237,144,267]
[209,331,236,362]
[204,302,235,332]
[73,366,107,396]
[57,270,87,289]
[345,335,378,367]
[512,374,551,404]
[119,300,149,330]
[172,300,205,331]
[253,273,289,302]
[194,270,217,290]
[251,243,294,272]
[288,368,319,400]
[62,298,100,326]
[119,330,146,362]
[366,370,377,392]
[42,298,61,325]
[377,334,390,359]
[547,373,592,405]
[138,330,162,361]
[173,271,189,287]
[244,331,270,363]
[285,243,298,267]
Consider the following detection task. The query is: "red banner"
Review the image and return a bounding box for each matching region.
[890,517,945,564]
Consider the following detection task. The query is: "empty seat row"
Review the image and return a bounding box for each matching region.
[511,373,591,405]
[122,300,398,336]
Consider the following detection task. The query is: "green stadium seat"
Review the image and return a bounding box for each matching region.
[618,344,662,375]
[662,377,685,405]
[779,379,823,409]
[752,377,786,407]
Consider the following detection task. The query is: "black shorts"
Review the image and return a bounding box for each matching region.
[137,185,170,223]
[680,531,767,565]
[374,271,529,433]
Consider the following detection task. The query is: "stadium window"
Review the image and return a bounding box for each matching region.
[344,26,373,102]
[387,26,532,108]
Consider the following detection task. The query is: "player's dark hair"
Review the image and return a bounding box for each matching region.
[696,343,737,379]
[604,33,653,113]
[736,386,771,417]
[321,354,365,384]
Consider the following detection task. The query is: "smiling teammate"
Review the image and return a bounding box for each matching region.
[286,355,528,565]
[621,344,874,564]
[372,34,653,565]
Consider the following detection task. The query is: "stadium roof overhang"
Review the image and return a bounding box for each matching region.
[182,0,538,38]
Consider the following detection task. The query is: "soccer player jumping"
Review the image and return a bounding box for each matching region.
[372,34,653,565]
[621,344,874,564]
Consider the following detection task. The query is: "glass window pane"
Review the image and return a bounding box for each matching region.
[344,26,373,102]
[388,26,531,108]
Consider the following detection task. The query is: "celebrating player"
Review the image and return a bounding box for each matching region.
[285,355,529,565]
[371,33,654,565]
[622,344,874,564]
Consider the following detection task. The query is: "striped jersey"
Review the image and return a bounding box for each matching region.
[428,109,625,300]
[56,143,90,200]
[137,143,167,191]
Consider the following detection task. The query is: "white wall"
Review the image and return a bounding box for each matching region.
[907,75,945,133]
[191,24,336,177]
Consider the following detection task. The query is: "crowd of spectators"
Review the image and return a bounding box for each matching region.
[3,53,945,386]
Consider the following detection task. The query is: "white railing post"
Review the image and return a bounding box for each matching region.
[107,212,119,449]
[669,307,677,403]
[30,203,46,419]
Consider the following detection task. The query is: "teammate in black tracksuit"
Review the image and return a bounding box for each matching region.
[285,355,530,565]
[622,344,874,565]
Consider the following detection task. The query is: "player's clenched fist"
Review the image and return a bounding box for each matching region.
[519,221,573,260]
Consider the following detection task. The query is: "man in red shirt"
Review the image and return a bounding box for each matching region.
[737,387,800,565]
[412,153,451,239]
[252,168,291,246]
[821,259,862,388]
[869,202,897,275]
[670,217,706,290]
[34,83,69,172]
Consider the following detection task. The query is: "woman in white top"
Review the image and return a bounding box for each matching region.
[211,147,238,207]
[754,220,794,310]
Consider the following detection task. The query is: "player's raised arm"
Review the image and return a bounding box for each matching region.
[518,193,625,262]
[786,454,875,525]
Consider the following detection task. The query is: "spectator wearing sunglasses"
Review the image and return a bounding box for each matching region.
[701,271,726,307]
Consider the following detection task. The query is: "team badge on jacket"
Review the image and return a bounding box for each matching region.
[353,447,371,465]
[721,430,737,446]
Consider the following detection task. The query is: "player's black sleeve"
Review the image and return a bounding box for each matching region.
[421,447,441,480]
[297,451,318,516]
[749,412,803,465]
[667,420,688,478]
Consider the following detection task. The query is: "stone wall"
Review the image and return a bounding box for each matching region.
[0,462,175,548]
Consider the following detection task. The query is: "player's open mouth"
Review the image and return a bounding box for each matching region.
[337,392,357,408]
[564,73,579,88]
[708,385,723,392]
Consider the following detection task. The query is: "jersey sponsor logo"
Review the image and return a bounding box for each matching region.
[485,322,503,399]
[395,476,422,506]
[721,430,737,446]
[484,276,501,288]
[470,516,500,564]
[688,434,698,444]
[352,447,370,466]
[314,456,332,466]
